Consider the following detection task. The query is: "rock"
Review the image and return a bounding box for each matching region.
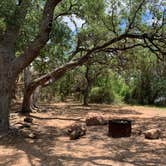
[15,123,31,130]
[67,123,87,140]
[70,130,81,140]
[21,129,37,139]
[144,129,161,139]
[86,113,107,126]
[27,133,37,139]
[24,117,33,123]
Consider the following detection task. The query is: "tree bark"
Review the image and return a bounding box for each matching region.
[83,87,90,106]
[0,46,15,132]
[32,86,41,109]
[21,84,41,114]
[0,80,12,132]
[21,85,35,114]
[83,65,91,106]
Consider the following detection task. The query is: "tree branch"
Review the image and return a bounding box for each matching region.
[2,0,31,47]
[126,0,145,33]
[54,2,77,20]
[26,50,93,92]
[11,0,62,76]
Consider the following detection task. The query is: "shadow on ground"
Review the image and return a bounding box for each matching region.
[0,102,166,166]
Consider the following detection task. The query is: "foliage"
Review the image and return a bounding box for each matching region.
[89,87,114,104]
[123,50,166,106]
[1,0,165,105]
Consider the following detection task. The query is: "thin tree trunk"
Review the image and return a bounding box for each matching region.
[83,87,89,106]
[32,85,41,109]
[83,65,91,106]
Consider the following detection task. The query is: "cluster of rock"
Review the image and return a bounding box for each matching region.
[16,116,37,139]
[66,113,107,140]
[66,113,162,140]
[16,114,163,141]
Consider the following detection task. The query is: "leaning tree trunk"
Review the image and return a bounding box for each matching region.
[22,83,41,114]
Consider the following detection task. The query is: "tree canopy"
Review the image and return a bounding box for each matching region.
[0,0,165,131]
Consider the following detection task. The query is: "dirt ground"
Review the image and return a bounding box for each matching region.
[0,101,166,166]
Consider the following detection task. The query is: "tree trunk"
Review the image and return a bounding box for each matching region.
[83,65,91,106]
[0,70,13,132]
[21,85,41,114]
[0,0,62,132]
[83,87,89,106]
[21,86,34,114]
[0,87,11,132]
[31,85,41,109]
[0,45,15,132]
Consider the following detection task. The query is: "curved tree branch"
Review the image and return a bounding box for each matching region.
[11,0,62,76]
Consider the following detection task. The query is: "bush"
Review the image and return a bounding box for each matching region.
[89,87,115,104]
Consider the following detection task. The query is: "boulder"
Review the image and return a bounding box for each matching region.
[67,123,87,140]
[86,113,107,126]
[144,129,161,139]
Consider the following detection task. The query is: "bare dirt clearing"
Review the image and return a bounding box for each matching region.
[0,102,166,166]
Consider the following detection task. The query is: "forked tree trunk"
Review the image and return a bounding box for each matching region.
[21,85,41,114]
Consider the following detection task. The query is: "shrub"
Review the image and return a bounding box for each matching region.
[89,87,115,104]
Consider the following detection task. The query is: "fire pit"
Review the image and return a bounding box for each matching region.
[108,119,132,138]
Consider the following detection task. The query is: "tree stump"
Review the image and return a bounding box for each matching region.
[108,119,132,138]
